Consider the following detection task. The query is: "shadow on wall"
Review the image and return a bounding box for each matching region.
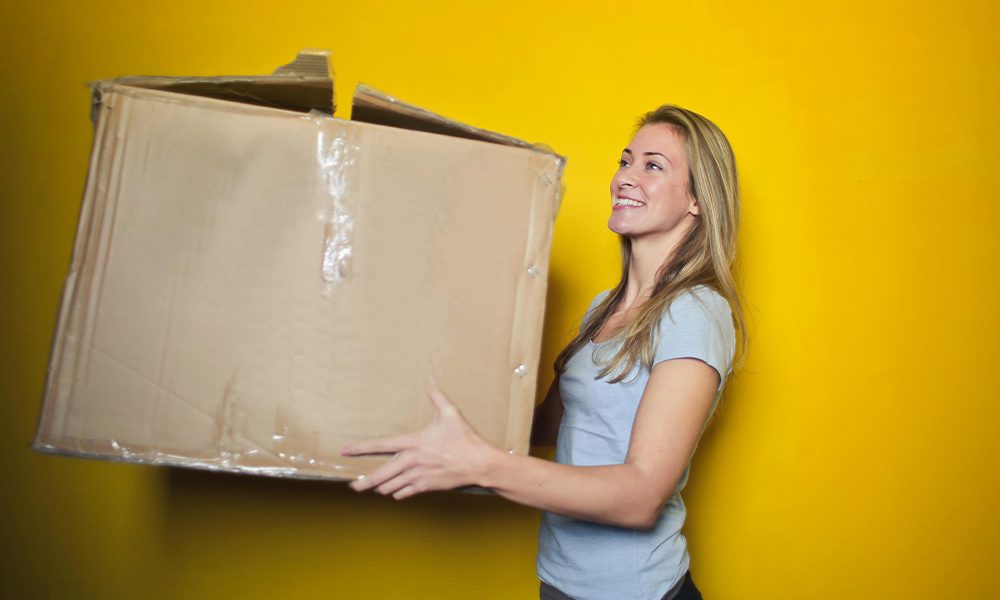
[163,465,539,543]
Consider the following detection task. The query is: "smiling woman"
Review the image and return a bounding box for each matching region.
[609,123,697,239]
[342,104,746,600]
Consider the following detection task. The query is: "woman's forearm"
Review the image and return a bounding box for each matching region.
[476,447,671,530]
[343,367,706,527]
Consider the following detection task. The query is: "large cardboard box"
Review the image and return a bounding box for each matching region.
[34,51,564,480]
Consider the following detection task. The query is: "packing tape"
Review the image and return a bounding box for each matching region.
[312,112,361,291]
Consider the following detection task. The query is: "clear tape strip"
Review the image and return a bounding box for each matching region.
[312,112,360,289]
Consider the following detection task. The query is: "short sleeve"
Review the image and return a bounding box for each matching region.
[653,286,736,391]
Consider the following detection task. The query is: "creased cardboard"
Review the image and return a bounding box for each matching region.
[34,50,564,481]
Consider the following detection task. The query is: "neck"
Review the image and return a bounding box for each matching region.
[622,224,692,310]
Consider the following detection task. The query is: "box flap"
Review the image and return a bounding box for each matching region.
[351,84,562,161]
[93,49,335,116]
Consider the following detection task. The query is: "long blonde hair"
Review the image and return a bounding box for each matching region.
[554,105,747,383]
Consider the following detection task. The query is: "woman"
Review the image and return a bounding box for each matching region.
[342,104,746,600]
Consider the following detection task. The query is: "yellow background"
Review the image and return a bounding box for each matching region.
[2,1,998,598]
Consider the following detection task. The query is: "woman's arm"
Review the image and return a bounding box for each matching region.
[341,358,719,530]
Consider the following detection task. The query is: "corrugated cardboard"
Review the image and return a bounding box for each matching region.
[34,51,564,481]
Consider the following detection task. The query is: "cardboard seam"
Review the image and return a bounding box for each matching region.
[503,158,555,455]
[72,93,135,452]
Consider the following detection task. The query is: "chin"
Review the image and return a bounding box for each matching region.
[607,215,634,236]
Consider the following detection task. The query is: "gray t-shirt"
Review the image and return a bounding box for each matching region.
[536,285,736,600]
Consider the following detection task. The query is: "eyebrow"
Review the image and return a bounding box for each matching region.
[622,148,672,165]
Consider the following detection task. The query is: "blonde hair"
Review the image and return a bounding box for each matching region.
[555,105,747,383]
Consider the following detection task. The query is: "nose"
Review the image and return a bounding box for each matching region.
[615,168,636,190]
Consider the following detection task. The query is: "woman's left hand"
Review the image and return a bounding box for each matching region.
[340,380,499,499]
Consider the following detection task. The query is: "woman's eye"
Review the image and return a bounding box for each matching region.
[618,159,629,168]
[646,162,663,171]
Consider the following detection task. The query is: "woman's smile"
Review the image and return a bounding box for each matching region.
[612,196,646,209]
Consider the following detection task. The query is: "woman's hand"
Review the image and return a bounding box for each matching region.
[340,380,501,500]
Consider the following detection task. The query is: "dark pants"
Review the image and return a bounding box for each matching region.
[539,570,703,600]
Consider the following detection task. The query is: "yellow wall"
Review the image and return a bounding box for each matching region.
[2,1,998,598]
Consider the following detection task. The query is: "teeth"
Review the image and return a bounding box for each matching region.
[614,198,644,207]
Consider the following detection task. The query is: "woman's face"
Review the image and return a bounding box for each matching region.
[608,123,699,239]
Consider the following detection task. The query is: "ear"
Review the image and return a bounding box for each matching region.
[688,195,700,217]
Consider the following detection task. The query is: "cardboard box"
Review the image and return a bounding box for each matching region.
[34,50,564,480]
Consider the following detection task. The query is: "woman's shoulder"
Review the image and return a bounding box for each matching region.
[654,285,737,380]
[672,284,731,311]
[661,285,734,336]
